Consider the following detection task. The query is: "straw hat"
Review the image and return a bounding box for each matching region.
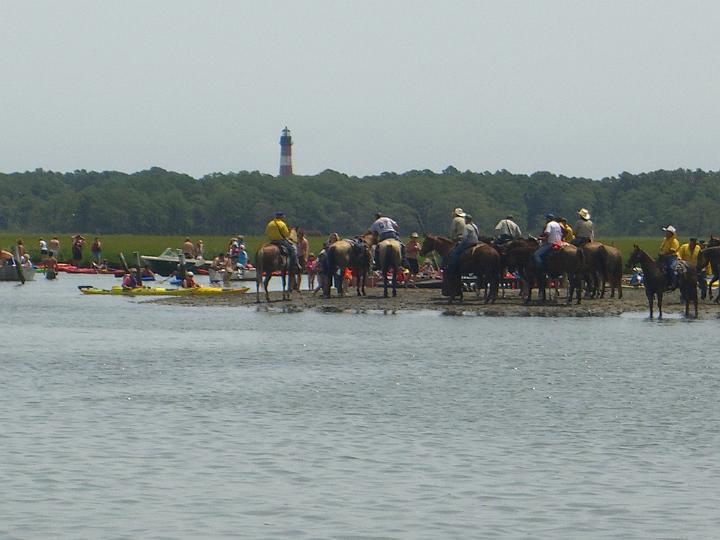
[577,208,591,220]
[662,225,676,234]
[453,207,465,217]
[410,232,419,238]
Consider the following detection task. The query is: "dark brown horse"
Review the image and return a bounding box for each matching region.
[579,241,606,297]
[697,246,720,303]
[627,245,698,318]
[377,238,402,297]
[325,234,373,297]
[504,240,584,304]
[255,243,297,303]
[600,244,623,299]
[419,234,500,303]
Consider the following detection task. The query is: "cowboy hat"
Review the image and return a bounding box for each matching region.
[453,208,465,217]
[662,225,676,234]
[410,232,419,238]
[577,208,591,220]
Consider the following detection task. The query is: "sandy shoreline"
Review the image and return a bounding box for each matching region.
[156,285,718,317]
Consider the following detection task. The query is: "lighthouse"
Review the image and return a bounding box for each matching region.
[279,127,293,176]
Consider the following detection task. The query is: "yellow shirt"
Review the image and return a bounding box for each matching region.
[677,243,701,265]
[560,223,575,242]
[265,219,290,241]
[659,235,679,257]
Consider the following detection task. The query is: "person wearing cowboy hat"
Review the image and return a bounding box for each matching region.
[572,208,594,247]
[265,211,300,272]
[450,208,466,242]
[405,232,422,278]
[659,225,680,290]
[494,214,522,244]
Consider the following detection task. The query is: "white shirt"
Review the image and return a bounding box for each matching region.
[39,240,48,251]
[494,219,522,239]
[370,217,398,235]
[544,221,563,244]
[463,223,480,243]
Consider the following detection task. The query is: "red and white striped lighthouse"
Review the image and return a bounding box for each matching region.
[279,126,293,176]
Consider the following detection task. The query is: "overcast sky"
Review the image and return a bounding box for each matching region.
[1,1,719,178]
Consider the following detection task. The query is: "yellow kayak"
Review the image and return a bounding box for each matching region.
[79,286,249,296]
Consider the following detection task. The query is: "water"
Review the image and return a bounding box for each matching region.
[1,275,719,539]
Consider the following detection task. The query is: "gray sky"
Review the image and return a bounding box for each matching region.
[1,1,719,178]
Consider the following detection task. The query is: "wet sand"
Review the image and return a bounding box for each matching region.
[159,285,718,317]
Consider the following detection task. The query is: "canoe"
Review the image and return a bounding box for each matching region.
[78,285,249,296]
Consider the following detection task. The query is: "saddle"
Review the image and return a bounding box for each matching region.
[270,241,288,257]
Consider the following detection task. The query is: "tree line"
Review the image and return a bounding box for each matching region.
[1,166,717,238]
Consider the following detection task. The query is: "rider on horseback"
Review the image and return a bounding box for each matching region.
[265,211,300,271]
[446,213,480,278]
[534,213,563,271]
[659,225,680,290]
[571,208,594,246]
[493,214,522,247]
[370,212,408,269]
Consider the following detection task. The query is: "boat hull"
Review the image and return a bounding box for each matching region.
[0,265,36,282]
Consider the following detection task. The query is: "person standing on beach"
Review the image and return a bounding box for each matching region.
[71,235,85,266]
[39,238,48,260]
[90,237,102,264]
[296,228,309,290]
[49,236,60,259]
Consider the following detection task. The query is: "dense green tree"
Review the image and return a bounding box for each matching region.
[1,167,719,237]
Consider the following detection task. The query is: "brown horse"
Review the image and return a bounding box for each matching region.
[628,245,697,318]
[255,243,297,303]
[420,234,500,303]
[600,245,623,299]
[504,241,584,304]
[579,241,606,297]
[325,234,373,297]
[697,246,720,303]
[376,239,402,297]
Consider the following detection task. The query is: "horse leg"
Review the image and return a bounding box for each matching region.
[383,272,389,298]
[255,276,261,303]
[657,292,663,319]
[264,274,272,303]
[392,270,397,297]
[646,288,654,318]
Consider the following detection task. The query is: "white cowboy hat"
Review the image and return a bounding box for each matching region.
[577,208,591,220]
[453,207,465,217]
[410,232,419,238]
[662,225,676,234]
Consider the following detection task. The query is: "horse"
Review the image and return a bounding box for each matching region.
[504,240,584,304]
[697,246,720,303]
[701,236,720,299]
[599,244,623,299]
[376,238,402,298]
[627,245,698,318]
[325,234,373,297]
[579,241,606,298]
[254,243,297,303]
[419,234,500,303]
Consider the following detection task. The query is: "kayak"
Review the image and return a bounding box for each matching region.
[78,285,249,296]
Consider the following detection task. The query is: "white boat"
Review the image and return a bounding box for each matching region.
[208,266,257,283]
[0,263,36,282]
[140,248,211,276]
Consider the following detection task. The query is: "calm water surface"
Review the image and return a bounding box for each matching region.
[1,275,719,539]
